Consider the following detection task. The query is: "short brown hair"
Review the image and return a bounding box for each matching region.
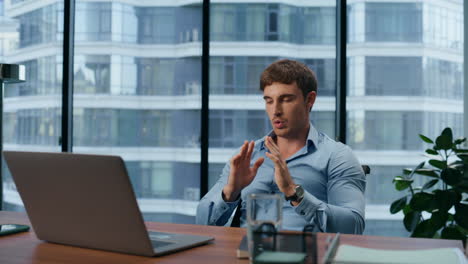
[260,59,318,99]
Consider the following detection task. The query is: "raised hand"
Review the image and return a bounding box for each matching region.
[264,136,296,198]
[223,141,264,202]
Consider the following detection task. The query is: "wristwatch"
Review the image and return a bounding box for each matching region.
[285,185,304,202]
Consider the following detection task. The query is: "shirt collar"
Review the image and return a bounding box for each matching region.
[260,122,319,150]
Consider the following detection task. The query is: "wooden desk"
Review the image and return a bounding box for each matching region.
[0,211,464,263]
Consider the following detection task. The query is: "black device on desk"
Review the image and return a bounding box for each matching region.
[0,224,30,236]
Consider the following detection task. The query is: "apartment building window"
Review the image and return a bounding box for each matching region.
[211,5,236,41]
[3,57,61,97]
[211,4,335,44]
[363,111,423,150]
[366,57,422,96]
[209,110,270,148]
[311,111,335,140]
[305,59,335,96]
[303,7,335,44]
[210,57,233,94]
[266,5,279,41]
[140,162,173,198]
[121,4,138,43]
[75,3,111,41]
[425,4,463,51]
[210,111,254,148]
[74,55,110,94]
[246,5,266,41]
[247,57,274,93]
[137,58,176,95]
[424,58,463,99]
[366,3,422,42]
[138,8,176,44]
[19,4,62,47]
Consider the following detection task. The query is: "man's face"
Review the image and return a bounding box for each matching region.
[263,82,316,139]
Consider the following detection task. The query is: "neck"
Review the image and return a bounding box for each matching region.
[275,123,310,159]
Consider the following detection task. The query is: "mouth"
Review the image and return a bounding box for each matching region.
[273,119,286,129]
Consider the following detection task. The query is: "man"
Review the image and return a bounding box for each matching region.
[196,59,365,234]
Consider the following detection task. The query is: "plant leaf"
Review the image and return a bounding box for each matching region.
[409,192,435,212]
[457,153,468,164]
[449,160,464,169]
[434,190,462,212]
[435,128,453,151]
[390,196,407,214]
[395,179,413,191]
[440,225,465,241]
[392,176,403,182]
[419,134,434,144]
[413,169,439,178]
[402,204,412,215]
[408,162,426,179]
[411,220,437,238]
[453,148,468,153]
[440,168,462,186]
[422,179,439,191]
[447,213,454,222]
[454,137,466,145]
[429,211,448,230]
[429,159,447,170]
[454,203,468,229]
[403,211,420,232]
[425,149,439,155]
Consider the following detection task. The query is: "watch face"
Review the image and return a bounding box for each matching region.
[296,185,304,198]
[285,185,304,201]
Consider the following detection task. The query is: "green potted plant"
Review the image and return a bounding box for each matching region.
[390,127,467,243]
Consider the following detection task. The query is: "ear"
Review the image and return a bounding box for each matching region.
[305,91,316,112]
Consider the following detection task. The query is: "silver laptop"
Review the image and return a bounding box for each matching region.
[3,151,214,257]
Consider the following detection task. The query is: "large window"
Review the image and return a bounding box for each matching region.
[208,2,337,193]
[0,0,464,237]
[2,1,63,210]
[71,1,202,224]
[347,1,464,236]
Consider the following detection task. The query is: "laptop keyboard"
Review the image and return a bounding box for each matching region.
[150,240,173,248]
[148,231,175,248]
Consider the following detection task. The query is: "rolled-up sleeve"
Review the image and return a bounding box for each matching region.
[293,144,366,234]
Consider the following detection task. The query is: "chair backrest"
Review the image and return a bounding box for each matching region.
[230,165,371,227]
[362,165,371,175]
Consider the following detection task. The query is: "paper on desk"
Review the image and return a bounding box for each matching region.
[333,244,467,264]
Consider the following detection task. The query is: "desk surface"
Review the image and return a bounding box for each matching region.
[0,211,464,264]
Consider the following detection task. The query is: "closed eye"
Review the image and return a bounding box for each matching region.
[263,97,273,104]
[280,95,296,102]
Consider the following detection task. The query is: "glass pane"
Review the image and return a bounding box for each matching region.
[208,2,336,188]
[73,2,202,224]
[2,1,64,211]
[347,0,463,236]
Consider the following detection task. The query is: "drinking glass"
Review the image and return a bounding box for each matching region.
[246,193,282,263]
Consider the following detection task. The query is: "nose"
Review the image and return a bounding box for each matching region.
[273,102,282,117]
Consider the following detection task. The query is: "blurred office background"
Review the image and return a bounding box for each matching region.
[0,0,463,237]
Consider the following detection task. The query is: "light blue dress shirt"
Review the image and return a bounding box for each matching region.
[196,123,366,234]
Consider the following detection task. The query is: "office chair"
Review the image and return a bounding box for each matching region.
[230,165,371,227]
